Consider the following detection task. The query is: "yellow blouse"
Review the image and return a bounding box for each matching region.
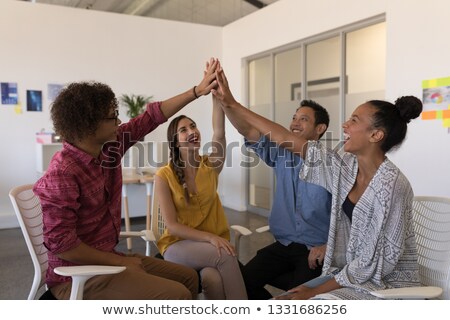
[156,155,230,254]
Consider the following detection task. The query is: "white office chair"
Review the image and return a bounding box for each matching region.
[370,196,450,299]
[9,184,125,300]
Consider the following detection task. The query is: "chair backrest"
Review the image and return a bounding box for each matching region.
[9,184,47,300]
[150,180,165,244]
[412,196,450,299]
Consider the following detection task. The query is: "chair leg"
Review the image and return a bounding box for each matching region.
[144,182,153,256]
[145,240,151,256]
[122,187,132,252]
[145,193,151,231]
[234,234,242,258]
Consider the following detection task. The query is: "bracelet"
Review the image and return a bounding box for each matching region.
[193,86,199,99]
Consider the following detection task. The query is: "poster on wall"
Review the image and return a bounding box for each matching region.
[48,83,63,102]
[1,82,18,105]
[422,76,450,133]
[27,90,43,112]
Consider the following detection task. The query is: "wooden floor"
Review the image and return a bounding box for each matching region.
[0,207,277,300]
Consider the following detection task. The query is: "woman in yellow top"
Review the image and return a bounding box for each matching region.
[155,60,247,300]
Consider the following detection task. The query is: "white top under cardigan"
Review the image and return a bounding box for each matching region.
[300,141,420,299]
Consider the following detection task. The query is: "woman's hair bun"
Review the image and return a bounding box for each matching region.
[394,96,423,123]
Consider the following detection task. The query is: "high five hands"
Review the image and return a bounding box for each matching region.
[211,65,238,108]
[196,58,220,97]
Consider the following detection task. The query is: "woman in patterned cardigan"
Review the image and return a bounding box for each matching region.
[213,68,423,299]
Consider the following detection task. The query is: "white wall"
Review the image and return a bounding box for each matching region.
[0,0,221,228]
[220,0,450,210]
[384,0,450,196]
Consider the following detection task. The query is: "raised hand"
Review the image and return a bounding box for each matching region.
[195,58,219,97]
[207,60,223,108]
[211,68,238,108]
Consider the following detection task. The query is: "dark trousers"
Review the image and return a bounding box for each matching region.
[241,241,322,300]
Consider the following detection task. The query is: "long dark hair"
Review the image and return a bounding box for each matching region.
[167,115,196,203]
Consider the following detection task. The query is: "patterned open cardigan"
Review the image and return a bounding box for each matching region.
[300,141,420,299]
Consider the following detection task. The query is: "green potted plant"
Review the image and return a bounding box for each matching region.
[119,94,153,119]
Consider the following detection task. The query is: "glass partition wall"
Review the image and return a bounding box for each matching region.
[246,17,386,216]
[306,36,341,145]
[248,57,273,211]
[345,22,386,118]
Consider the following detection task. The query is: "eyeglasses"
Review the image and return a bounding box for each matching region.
[103,110,119,124]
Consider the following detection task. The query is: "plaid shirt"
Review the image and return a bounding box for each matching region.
[33,101,166,288]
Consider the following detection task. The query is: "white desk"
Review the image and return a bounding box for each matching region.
[122,172,155,255]
[122,173,141,252]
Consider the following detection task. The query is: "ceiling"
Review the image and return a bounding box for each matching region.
[21,0,280,27]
